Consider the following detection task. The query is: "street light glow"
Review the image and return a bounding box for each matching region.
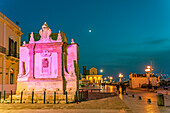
[109,76,113,82]
[145,68,150,72]
[147,66,151,69]
[104,77,107,81]
[119,73,123,82]
[145,65,152,73]
[119,73,123,78]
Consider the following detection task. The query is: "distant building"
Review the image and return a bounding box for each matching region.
[86,67,103,84]
[129,73,157,88]
[81,66,87,78]
[0,12,22,94]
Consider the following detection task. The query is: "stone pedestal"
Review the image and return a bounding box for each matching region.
[16,80,63,95]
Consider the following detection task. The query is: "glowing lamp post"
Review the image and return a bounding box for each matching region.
[104,77,107,83]
[109,77,113,83]
[119,73,123,82]
[145,66,151,73]
[145,65,152,85]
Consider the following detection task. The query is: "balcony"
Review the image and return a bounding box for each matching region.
[0,46,6,54]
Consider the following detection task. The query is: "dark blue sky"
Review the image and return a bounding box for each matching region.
[1,0,170,80]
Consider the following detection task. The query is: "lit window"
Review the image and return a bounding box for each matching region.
[10,69,14,84]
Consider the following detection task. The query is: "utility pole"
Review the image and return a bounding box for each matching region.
[150,59,153,74]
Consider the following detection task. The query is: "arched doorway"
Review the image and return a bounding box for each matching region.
[10,69,14,84]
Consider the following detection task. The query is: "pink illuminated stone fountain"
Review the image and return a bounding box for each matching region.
[17,22,79,97]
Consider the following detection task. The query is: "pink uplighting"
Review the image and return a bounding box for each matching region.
[17,22,79,94]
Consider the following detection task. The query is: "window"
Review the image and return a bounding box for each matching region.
[42,58,49,73]
[8,38,17,57]
[8,38,12,56]
[10,69,14,84]
[14,42,17,57]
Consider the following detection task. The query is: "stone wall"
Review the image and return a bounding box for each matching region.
[130,77,157,88]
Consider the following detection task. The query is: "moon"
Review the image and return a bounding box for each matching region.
[100,69,103,73]
[89,30,91,32]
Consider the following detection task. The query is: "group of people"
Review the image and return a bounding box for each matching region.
[116,83,127,94]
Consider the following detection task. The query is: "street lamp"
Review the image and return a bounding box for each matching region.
[145,65,153,85]
[104,77,107,82]
[109,76,113,83]
[119,73,123,82]
[145,65,153,73]
[145,66,151,73]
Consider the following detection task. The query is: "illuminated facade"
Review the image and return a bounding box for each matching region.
[17,22,79,94]
[86,67,103,84]
[0,12,22,94]
[129,73,157,88]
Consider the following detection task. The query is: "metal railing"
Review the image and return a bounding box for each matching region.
[0,90,79,104]
[0,46,6,54]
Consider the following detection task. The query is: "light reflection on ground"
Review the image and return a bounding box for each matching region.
[100,85,117,93]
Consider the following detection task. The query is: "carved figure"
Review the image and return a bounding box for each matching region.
[30,32,34,42]
[39,22,52,41]
[57,30,62,42]
[71,39,74,44]
[23,41,26,46]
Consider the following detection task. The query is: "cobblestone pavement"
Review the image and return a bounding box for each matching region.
[121,88,170,113]
[0,96,132,113]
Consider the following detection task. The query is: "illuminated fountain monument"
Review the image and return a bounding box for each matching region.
[17,22,79,96]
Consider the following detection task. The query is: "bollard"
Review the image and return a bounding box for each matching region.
[20,91,23,103]
[81,91,83,101]
[138,96,141,100]
[76,91,78,104]
[147,99,151,103]
[44,90,46,104]
[87,90,88,99]
[157,94,164,106]
[66,91,68,104]
[132,94,134,98]
[79,91,81,102]
[4,90,5,100]
[0,92,1,103]
[54,91,56,104]
[11,90,12,103]
[32,90,34,104]
[74,94,76,102]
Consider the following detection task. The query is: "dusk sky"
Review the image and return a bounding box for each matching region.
[1,0,170,80]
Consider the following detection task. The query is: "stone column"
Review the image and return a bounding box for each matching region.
[2,55,6,94]
[57,51,62,80]
[28,44,35,79]
[2,22,6,94]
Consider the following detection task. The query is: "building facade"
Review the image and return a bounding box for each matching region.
[17,22,79,94]
[129,73,157,88]
[86,67,103,84]
[0,12,22,94]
